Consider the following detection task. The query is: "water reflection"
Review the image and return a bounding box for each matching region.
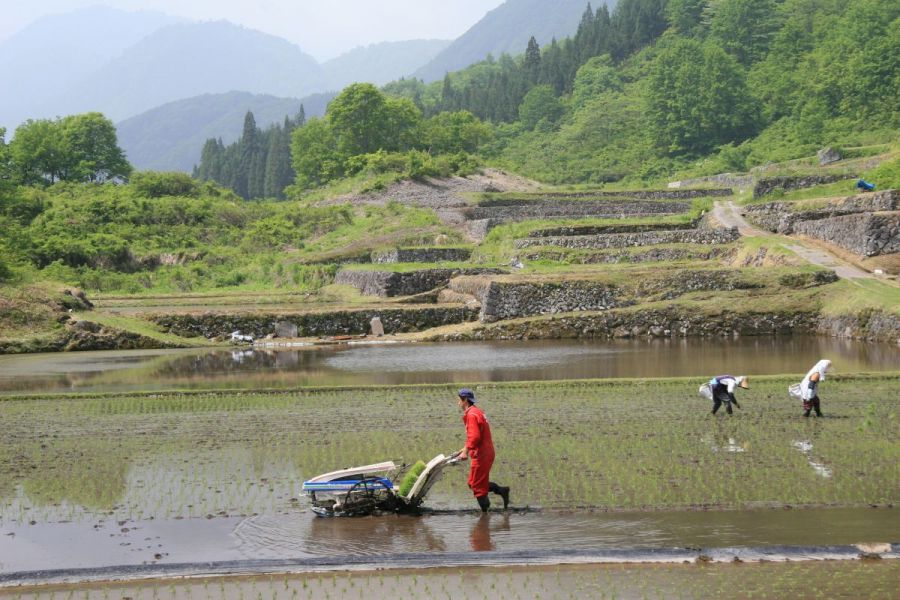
[470,513,511,552]
[1,337,898,394]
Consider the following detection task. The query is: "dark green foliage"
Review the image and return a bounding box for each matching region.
[707,0,780,67]
[0,259,12,282]
[131,171,200,198]
[422,111,494,154]
[518,85,564,130]
[665,0,707,35]
[524,36,542,82]
[8,113,132,185]
[609,0,669,60]
[290,85,489,190]
[194,108,303,200]
[645,38,760,155]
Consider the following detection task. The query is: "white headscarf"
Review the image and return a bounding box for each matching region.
[800,359,831,400]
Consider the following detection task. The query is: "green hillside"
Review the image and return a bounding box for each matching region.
[1,0,897,352]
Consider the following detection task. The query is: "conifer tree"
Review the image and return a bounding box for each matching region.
[524,36,542,83]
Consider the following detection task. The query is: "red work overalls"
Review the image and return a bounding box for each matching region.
[463,405,495,498]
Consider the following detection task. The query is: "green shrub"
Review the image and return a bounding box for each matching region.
[131,171,200,198]
[0,257,12,282]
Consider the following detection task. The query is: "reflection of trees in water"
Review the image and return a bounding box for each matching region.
[150,349,343,377]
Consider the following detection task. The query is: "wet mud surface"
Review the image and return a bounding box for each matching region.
[1,508,897,578]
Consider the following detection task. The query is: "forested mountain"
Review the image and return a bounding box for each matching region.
[323,40,452,89]
[413,0,617,82]
[381,0,898,184]
[56,21,326,123]
[116,92,333,173]
[0,7,182,130]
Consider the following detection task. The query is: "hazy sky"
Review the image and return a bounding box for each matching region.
[1,0,507,60]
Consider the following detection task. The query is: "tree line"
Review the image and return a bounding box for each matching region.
[0,113,131,187]
[193,108,305,200]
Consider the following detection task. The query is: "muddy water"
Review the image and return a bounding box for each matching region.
[0,508,896,573]
[1,337,897,394]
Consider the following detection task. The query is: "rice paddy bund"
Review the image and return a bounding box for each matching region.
[1,561,897,600]
[0,375,897,525]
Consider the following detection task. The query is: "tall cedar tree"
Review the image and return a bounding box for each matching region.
[195,106,305,200]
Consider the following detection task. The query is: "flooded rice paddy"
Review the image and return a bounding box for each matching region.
[1,337,898,395]
[0,339,897,588]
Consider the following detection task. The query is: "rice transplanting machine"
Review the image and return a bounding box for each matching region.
[302,452,461,517]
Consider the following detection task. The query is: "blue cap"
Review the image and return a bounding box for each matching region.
[458,388,476,402]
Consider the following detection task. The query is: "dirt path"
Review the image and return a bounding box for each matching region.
[713,201,874,280]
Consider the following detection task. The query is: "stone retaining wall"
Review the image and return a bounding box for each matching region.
[151,306,479,339]
[371,247,472,263]
[792,212,900,256]
[433,308,822,341]
[669,174,754,190]
[515,227,740,250]
[430,307,898,344]
[744,190,899,234]
[479,280,624,322]
[488,189,731,200]
[528,220,697,237]
[334,268,504,297]
[523,247,734,264]
[637,270,762,300]
[753,175,849,198]
[469,199,690,222]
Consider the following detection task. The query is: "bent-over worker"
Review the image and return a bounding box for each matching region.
[709,375,749,415]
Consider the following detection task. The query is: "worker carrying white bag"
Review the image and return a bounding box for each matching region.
[699,375,749,415]
[790,359,831,417]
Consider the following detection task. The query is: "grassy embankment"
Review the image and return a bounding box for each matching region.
[1,375,896,524]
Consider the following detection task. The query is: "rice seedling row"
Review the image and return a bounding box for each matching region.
[0,376,896,524]
[1,560,896,600]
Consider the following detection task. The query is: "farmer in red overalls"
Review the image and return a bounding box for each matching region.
[457,388,510,512]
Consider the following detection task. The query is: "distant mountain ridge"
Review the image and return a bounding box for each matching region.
[0,9,452,131]
[323,40,451,89]
[0,6,183,130]
[414,0,617,82]
[116,91,334,173]
[60,21,327,123]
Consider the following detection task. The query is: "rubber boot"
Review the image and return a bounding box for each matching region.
[489,482,510,510]
[803,409,811,417]
[476,495,490,513]
[726,403,733,415]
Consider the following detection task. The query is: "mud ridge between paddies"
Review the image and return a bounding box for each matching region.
[2,370,898,400]
[1,544,897,587]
